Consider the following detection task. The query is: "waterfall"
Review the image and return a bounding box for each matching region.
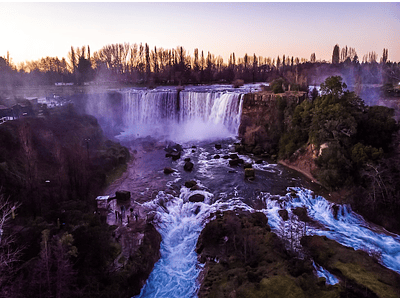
[84,88,245,142]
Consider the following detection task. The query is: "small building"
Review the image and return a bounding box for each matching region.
[96,195,110,224]
[96,195,110,209]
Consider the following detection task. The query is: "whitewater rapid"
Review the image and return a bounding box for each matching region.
[133,142,400,298]
[88,84,400,297]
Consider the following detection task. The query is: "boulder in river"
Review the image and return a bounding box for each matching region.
[214,154,220,159]
[243,162,253,169]
[163,167,175,174]
[115,190,131,201]
[184,161,194,172]
[278,209,289,221]
[229,159,240,166]
[164,143,183,153]
[234,143,245,153]
[332,204,340,220]
[170,151,181,161]
[189,194,205,203]
[215,144,222,149]
[292,207,312,222]
[184,157,191,162]
[244,168,255,179]
[229,153,239,159]
[184,180,197,188]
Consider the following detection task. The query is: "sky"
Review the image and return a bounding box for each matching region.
[1,2,399,66]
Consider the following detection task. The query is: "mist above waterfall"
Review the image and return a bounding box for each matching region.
[84,85,255,142]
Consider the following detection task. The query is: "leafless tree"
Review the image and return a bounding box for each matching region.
[0,191,22,296]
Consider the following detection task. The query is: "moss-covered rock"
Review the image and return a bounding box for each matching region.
[301,235,400,297]
[196,211,341,298]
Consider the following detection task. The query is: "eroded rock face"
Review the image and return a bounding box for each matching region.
[238,91,306,156]
[127,223,162,297]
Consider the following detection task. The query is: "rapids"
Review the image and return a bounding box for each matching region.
[88,85,400,297]
[132,140,400,297]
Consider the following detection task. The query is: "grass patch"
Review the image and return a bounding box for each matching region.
[105,163,127,186]
[335,261,397,298]
[258,275,305,298]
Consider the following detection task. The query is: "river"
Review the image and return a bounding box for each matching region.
[84,84,400,297]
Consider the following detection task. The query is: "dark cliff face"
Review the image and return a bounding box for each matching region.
[238,91,306,156]
[0,105,130,218]
[127,223,162,297]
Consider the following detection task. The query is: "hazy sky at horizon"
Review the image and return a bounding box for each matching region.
[1,2,399,65]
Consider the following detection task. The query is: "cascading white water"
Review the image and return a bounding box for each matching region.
[261,187,400,274]
[117,89,244,142]
[312,261,339,285]
[137,187,253,298]
[120,90,179,138]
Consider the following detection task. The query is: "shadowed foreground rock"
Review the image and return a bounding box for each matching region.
[301,235,400,298]
[127,223,162,296]
[196,210,344,298]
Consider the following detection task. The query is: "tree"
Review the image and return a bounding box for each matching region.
[77,56,92,84]
[332,44,340,64]
[0,192,22,296]
[193,48,199,72]
[276,56,281,69]
[381,48,388,64]
[28,230,77,297]
[68,46,77,75]
[319,75,347,97]
[310,53,316,63]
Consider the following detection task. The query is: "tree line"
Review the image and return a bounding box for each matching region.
[1,43,399,88]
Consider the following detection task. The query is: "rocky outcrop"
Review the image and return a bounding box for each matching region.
[278,143,320,184]
[184,161,194,171]
[196,210,400,298]
[126,222,162,297]
[163,167,175,174]
[188,194,205,202]
[196,210,346,298]
[301,235,400,297]
[238,91,306,157]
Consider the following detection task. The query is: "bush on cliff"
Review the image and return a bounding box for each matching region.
[270,78,288,94]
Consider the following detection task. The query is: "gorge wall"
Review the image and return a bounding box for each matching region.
[238,90,306,155]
